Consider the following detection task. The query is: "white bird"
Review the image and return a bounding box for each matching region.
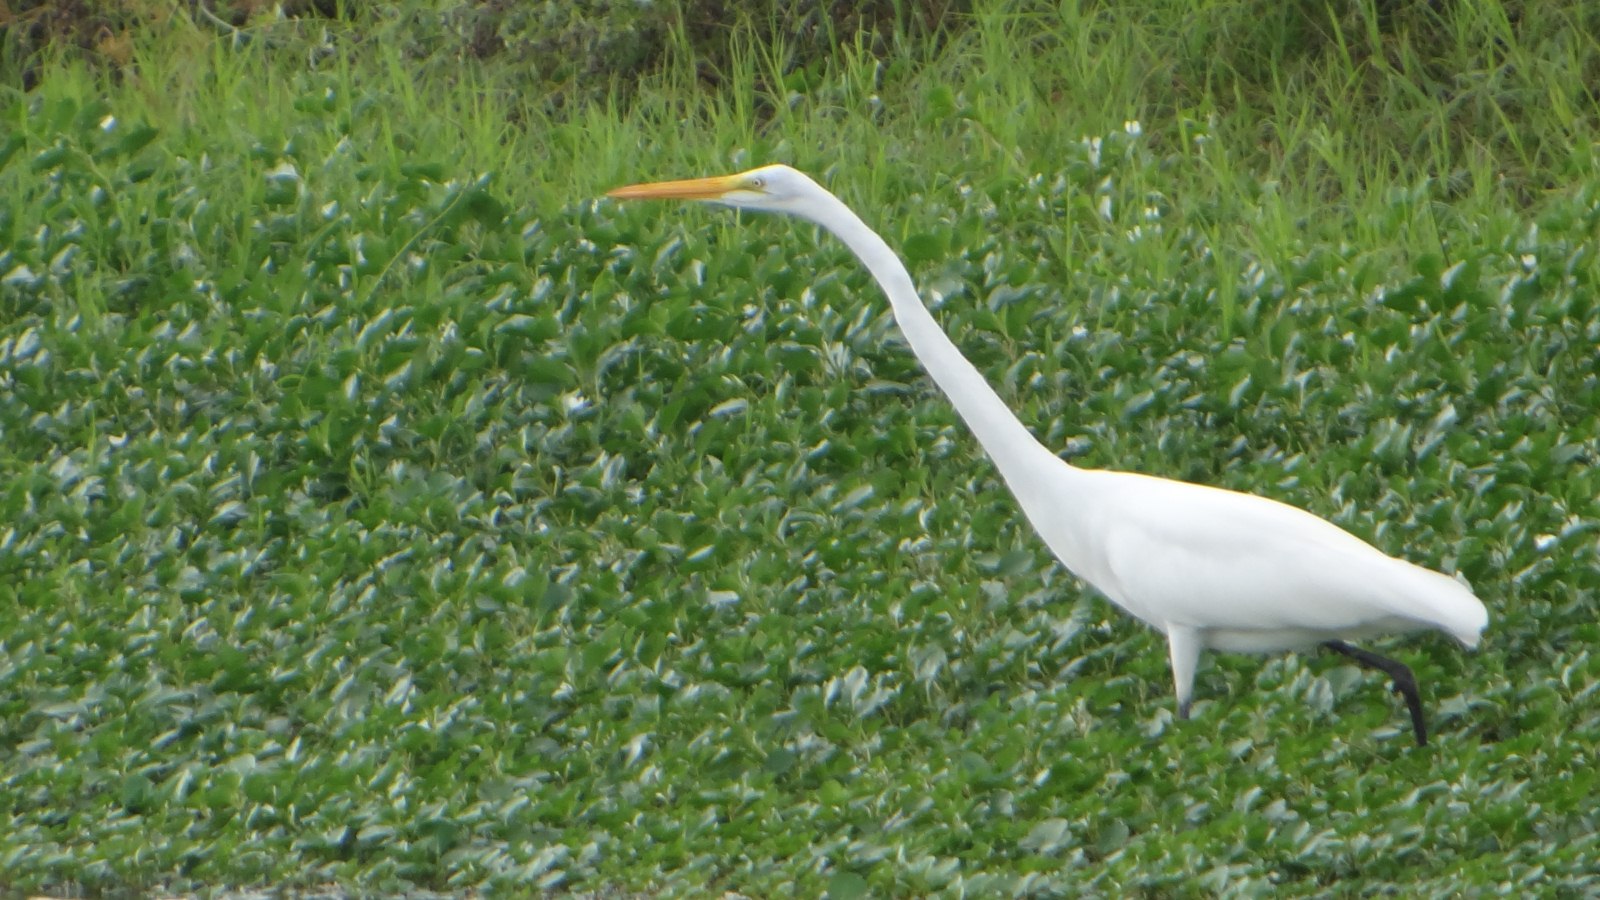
[608,164,1488,746]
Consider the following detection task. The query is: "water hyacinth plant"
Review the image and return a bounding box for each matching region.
[2,0,1598,894]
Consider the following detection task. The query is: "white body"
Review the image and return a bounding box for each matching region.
[610,165,1488,723]
[1014,460,1484,709]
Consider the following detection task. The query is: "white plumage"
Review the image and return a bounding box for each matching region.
[609,164,1488,746]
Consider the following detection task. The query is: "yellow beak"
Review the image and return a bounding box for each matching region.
[607,174,744,201]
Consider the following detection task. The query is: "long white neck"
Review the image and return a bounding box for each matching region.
[800,191,1070,486]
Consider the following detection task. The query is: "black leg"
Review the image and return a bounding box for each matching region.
[1322,640,1428,747]
[1178,700,1191,720]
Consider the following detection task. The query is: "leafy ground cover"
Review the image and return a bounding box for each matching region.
[2,1,1598,895]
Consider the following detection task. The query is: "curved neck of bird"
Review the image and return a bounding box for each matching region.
[804,192,1069,486]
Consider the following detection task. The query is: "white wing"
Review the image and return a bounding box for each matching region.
[1055,471,1485,645]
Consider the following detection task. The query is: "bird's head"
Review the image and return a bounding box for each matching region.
[607,164,827,219]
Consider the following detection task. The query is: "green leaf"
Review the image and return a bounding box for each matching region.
[827,872,871,900]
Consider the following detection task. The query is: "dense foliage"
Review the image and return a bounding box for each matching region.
[2,0,1598,895]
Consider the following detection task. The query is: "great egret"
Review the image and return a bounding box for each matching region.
[607,164,1488,746]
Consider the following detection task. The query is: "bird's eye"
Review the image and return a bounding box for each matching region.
[749,176,765,190]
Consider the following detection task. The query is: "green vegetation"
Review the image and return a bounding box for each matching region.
[2,0,1597,894]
